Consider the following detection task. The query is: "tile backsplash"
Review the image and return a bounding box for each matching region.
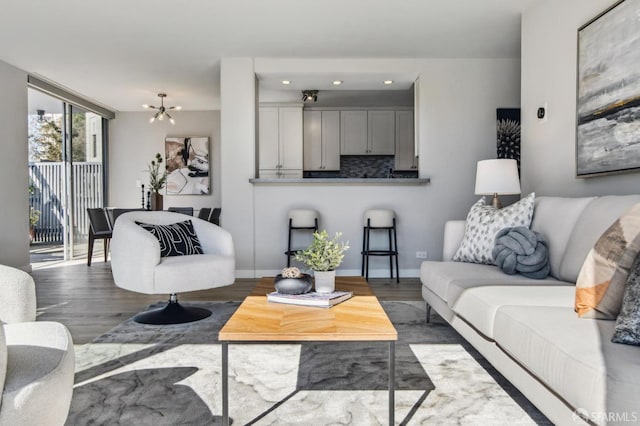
[303,155,418,179]
[340,155,394,178]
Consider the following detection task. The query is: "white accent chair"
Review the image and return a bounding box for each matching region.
[0,265,75,426]
[110,211,235,324]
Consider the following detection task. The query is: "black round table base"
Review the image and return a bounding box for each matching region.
[134,301,212,325]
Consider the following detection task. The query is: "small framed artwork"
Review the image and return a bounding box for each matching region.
[576,0,640,177]
[496,108,521,173]
[165,137,210,195]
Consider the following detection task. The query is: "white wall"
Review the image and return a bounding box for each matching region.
[0,54,519,275]
[221,58,520,277]
[220,58,257,274]
[0,60,29,270]
[521,0,640,196]
[416,58,521,262]
[109,111,220,211]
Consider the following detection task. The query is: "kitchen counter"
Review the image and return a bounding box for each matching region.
[249,177,430,185]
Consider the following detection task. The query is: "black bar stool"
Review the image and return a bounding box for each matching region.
[285,209,319,267]
[361,209,399,282]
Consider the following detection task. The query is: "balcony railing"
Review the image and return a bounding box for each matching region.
[29,162,103,244]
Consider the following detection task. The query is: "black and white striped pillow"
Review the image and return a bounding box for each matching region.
[136,220,203,257]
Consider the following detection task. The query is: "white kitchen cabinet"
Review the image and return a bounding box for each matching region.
[258,107,280,170]
[340,110,368,155]
[304,110,340,170]
[340,110,395,155]
[258,105,303,178]
[258,169,303,179]
[278,107,303,169]
[304,111,321,170]
[367,110,395,155]
[322,111,341,169]
[394,110,418,170]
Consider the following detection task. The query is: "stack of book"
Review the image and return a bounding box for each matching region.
[266,291,353,307]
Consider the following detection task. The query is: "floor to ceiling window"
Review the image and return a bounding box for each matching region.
[28,84,112,264]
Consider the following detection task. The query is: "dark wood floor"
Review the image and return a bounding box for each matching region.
[32,261,422,344]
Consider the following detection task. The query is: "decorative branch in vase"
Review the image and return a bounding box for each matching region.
[147,152,167,210]
[295,230,349,293]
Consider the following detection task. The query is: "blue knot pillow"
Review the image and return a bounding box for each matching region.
[492,226,550,279]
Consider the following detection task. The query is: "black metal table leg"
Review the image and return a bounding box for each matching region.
[389,340,395,425]
[221,339,395,424]
[222,342,229,426]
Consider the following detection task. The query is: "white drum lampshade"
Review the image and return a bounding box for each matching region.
[474,159,521,209]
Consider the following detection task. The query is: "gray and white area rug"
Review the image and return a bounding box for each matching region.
[68,301,550,425]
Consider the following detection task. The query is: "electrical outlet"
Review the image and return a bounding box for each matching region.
[416,251,428,259]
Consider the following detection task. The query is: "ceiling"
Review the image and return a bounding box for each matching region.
[0,0,535,112]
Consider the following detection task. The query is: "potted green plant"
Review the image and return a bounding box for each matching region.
[147,153,167,210]
[28,183,40,242]
[295,230,349,293]
[29,206,40,242]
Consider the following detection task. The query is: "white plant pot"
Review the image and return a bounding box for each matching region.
[314,270,336,293]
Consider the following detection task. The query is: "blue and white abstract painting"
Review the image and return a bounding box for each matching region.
[577,0,640,176]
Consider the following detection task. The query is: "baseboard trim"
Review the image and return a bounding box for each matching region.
[235,268,420,279]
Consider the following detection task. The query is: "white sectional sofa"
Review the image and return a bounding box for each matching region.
[421,195,640,426]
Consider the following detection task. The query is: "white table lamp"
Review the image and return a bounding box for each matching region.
[474,159,521,209]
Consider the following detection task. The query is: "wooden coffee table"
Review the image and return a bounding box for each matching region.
[218,276,398,425]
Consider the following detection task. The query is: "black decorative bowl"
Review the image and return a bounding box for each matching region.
[274,273,313,294]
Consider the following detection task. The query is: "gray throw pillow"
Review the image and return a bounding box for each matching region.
[612,253,640,346]
[454,192,535,265]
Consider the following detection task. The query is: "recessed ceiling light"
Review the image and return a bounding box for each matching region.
[332,80,343,85]
[281,80,291,85]
[383,80,394,85]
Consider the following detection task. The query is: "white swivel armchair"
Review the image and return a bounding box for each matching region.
[0,265,75,426]
[110,211,235,324]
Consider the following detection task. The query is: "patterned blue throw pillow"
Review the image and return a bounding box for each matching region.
[136,220,203,257]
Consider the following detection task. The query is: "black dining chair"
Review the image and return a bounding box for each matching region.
[87,208,112,266]
[198,208,212,221]
[209,208,221,226]
[168,207,194,216]
[110,208,146,226]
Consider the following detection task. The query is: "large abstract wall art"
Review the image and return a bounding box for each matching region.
[165,137,210,195]
[577,0,640,177]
